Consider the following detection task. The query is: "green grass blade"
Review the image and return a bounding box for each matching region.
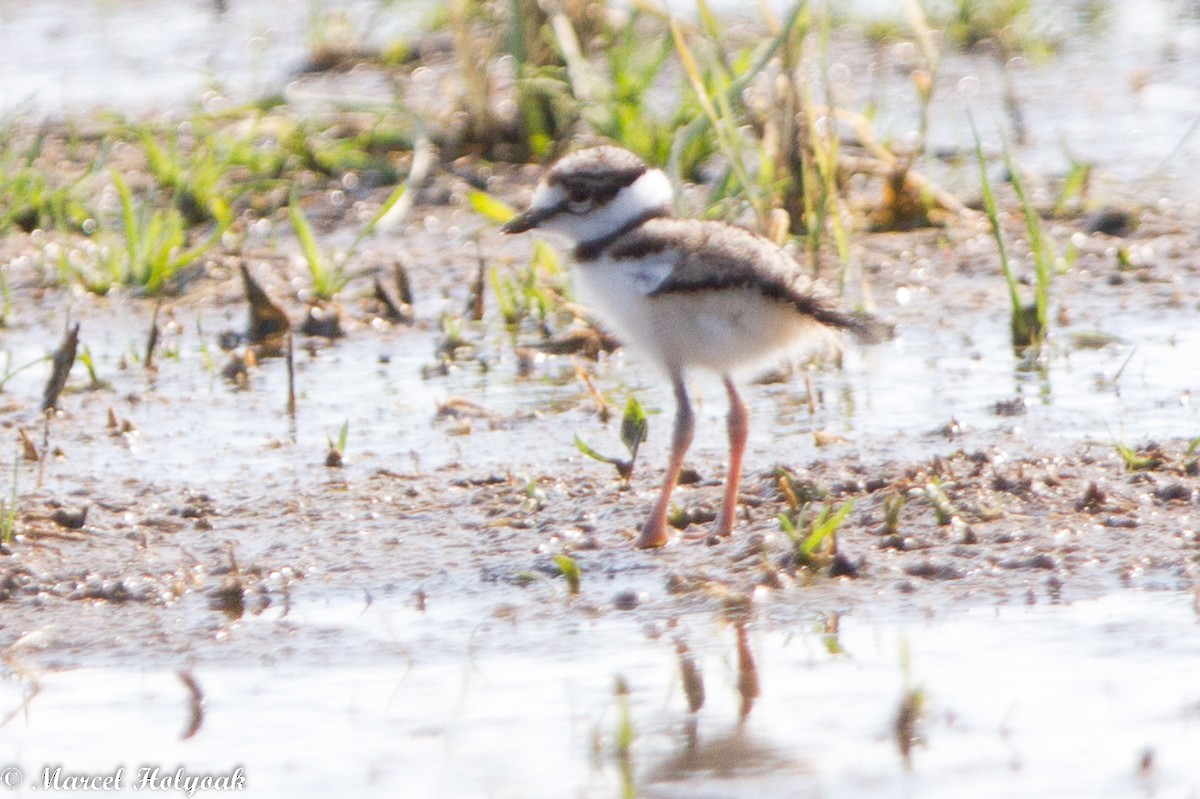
[971,120,1028,344]
[667,1,808,182]
[140,129,180,189]
[362,181,408,237]
[468,189,519,224]
[1002,143,1051,339]
[619,396,648,459]
[553,554,581,595]
[1114,441,1157,471]
[489,267,522,326]
[574,434,616,465]
[532,240,562,278]
[112,170,140,273]
[288,192,329,292]
[804,498,854,556]
[1,456,17,543]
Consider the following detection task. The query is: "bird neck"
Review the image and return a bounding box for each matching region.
[575,205,670,261]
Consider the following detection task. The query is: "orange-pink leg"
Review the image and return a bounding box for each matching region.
[636,374,693,549]
[714,375,749,537]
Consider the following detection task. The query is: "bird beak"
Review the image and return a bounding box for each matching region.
[500,203,559,234]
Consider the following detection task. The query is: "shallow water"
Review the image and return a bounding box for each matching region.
[4,0,1200,189]
[856,0,1200,184]
[2,590,1197,797]
[0,288,1194,551]
[2,0,1197,483]
[1,265,1194,494]
[0,0,418,117]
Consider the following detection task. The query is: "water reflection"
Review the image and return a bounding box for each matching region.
[2,591,1198,797]
[643,727,810,793]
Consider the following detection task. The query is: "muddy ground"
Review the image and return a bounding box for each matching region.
[1,165,1199,674]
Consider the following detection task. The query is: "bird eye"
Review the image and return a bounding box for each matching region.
[567,198,592,214]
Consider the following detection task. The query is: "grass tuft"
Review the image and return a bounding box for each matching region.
[552,553,581,595]
[922,477,960,526]
[612,674,636,798]
[1114,441,1162,472]
[894,636,925,770]
[64,170,222,295]
[0,456,18,544]
[325,420,350,468]
[972,121,1052,350]
[780,497,855,569]
[575,396,648,483]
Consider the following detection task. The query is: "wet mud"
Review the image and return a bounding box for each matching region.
[1,184,1197,672]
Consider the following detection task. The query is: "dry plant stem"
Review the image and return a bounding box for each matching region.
[839,154,967,218]
[18,429,38,462]
[145,299,162,371]
[466,247,485,321]
[285,332,296,419]
[574,361,609,422]
[715,375,749,537]
[38,411,51,489]
[0,640,42,729]
[240,265,289,345]
[178,670,204,740]
[41,322,80,411]
[817,105,968,216]
[804,370,818,415]
[451,0,494,144]
[636,374,693,549]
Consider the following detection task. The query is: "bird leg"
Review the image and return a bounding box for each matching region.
[636,374,693,549]
[714,375,749,537]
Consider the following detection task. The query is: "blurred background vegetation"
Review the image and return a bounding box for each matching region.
[0,0,1111,354]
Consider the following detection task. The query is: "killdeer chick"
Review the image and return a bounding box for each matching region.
[503,145,859,549]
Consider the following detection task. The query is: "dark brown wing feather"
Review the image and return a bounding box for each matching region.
[606,219,862,332]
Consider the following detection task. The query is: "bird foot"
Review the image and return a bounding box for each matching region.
[710,523,734,538]
[634,521,669,549]
[710,510,735,539]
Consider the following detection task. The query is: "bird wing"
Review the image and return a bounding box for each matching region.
[606,219,856,330]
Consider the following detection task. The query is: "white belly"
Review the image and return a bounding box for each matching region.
[573,256,828,375]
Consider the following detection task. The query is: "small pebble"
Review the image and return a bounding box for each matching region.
[612,590,641,611]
